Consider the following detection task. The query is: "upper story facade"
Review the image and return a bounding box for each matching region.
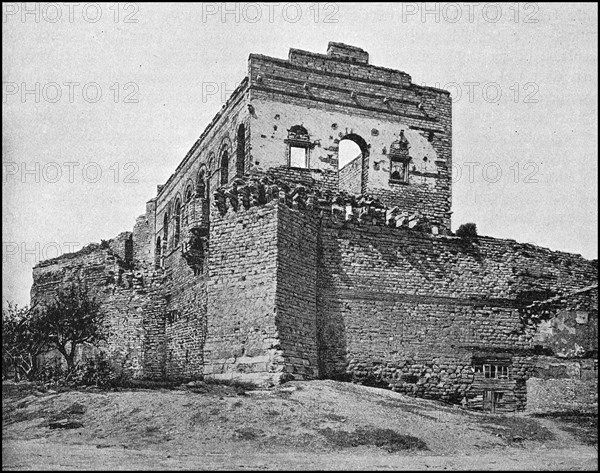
[138,42,453,270]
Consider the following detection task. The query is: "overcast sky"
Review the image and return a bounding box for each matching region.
[2,2,598,307]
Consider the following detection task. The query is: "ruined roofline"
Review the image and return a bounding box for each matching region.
[34,240,117,269]
[34,231,134,269]
[156,76,249,200]
[33,242,106,268]
[248,50,450,96]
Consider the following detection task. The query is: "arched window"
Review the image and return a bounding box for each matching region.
[207,153,216,195]
[236,124,246,178]
[220,147,229,186]
[337,133,368,194]
[163,211,169,248]
[173,198,182,247]
[338,140,362,171]
[286,125,311,169]
[155,236,162,268]
[185,185,193,203]
[184,185,194,225]
[196,168,206,198]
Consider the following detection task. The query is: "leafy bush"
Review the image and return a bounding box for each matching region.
[37,362,66,385]
[70,352,127,388]
[36,352,127,389]
[456,222,478,239]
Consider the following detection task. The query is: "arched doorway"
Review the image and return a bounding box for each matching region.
[338,134,368,194]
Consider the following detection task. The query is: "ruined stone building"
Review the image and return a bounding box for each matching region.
[32,43,597,413]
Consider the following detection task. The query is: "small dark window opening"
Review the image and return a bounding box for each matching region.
[173,199,181,247]
[163,212,169,248]
[220,148,229,186]
[184,186,194,225]
[197,169,206,198]
[155,237,162,269]
[236,124,246,178]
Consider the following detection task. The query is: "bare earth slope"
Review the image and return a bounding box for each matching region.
[3,380,597,470]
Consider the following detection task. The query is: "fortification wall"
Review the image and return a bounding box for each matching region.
[161,248,207,380]
[276,203,320,379]
[203,202,282,385]
[208,180,595,407]
[314,215,596,408]
[31,242,169,380]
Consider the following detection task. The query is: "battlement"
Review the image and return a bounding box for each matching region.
[212,173,443,235]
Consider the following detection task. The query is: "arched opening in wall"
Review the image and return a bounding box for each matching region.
[287,125,311,169]
[207,153,216,195]
[338,134,368,194]
[173,199,182,247]
[184,185,194,225]
[155,236,162,269]
[163,212,169,250]
[220,147,229,186]
[196,169,206,198]
[236,124,246,178]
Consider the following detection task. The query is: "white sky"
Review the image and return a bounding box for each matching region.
[2,2,598,307]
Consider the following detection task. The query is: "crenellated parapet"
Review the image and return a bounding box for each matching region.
[212,174,445,235]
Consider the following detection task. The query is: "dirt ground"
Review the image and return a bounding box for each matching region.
[3,380,598,470]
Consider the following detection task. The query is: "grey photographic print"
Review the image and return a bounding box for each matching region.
[2,2,597,470]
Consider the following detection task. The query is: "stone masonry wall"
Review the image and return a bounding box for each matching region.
[526,354,598,413]
[275,202,319,380]
[203,202,282,385]
[31,243,168,380]
[314,215,597,408]
[161,246,207,380]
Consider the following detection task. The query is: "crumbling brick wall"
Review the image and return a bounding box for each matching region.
[31,243,168,380]
[523,287,598,412]
[526,358,598,413]
[313,215,596,408]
